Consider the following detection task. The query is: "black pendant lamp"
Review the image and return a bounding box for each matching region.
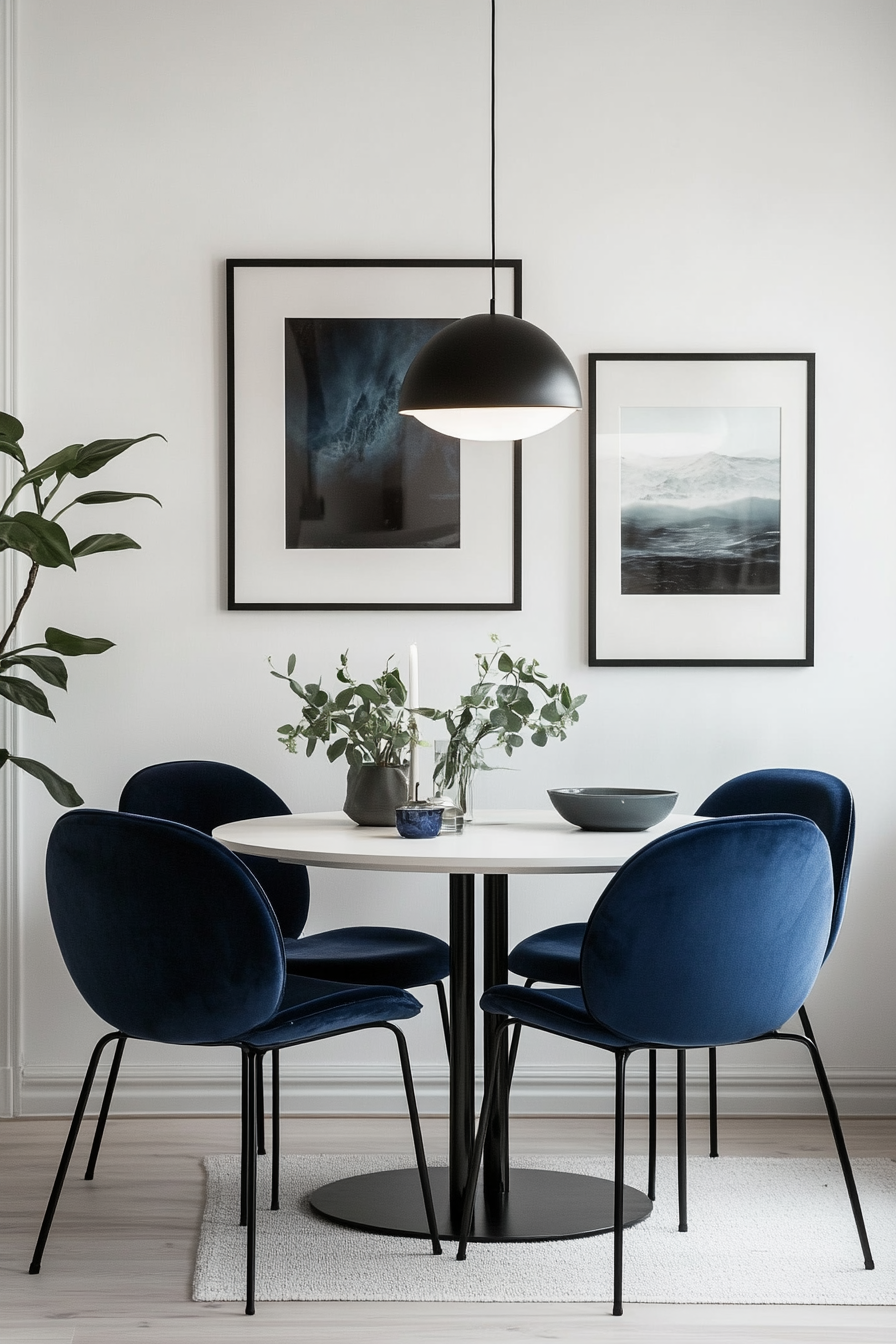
[399,0,581,442]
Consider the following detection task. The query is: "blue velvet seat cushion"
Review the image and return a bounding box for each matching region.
[481,984,633,1050]
[234,974,422,1049]
[507,922,585,983]
[284,926,449,988]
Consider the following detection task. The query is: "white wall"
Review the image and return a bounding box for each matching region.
[3,0,896,1116]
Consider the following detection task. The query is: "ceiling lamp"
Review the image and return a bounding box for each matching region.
[399,0,581,442]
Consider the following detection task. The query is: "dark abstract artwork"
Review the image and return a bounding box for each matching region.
[284,317,460,549]
[619,406,781,595]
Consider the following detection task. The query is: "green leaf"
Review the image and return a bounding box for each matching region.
[44,627,114,656]
[489,707,508,728]
[326,737,348,762]
[66,490,161,507]
[286,653,296,676]
[4,753,82,806]
[276,723,296,735]
[0,512,75,568]
[541,702,562,723]
[71,533,140,558]
[506,733,524,748]
[0,412,24,443]
[531,727,548,747]
[69,433,164,479]
[15,443,83,489]
[0,675,55,718]
[0,437,26,468]
[0,653,67,688]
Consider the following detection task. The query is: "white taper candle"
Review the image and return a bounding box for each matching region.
[408,643,419,801]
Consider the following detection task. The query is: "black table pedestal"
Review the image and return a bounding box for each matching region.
[310,870,653,1244]
[309,1166,653,1242]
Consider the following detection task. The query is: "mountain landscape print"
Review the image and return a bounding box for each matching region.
[619,406,781,595]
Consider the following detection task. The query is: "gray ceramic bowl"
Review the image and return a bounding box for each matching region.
[548,787,678,832]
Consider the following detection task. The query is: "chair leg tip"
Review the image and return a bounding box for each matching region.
[456,1250,467,1261]
[865,1258,875,1270]
[28,1262,41,1275]
[678,1223,688,1233]
[245,1304,255,1316]
[612,1304,623,1316]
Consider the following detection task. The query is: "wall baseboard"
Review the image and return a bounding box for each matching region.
[19,1060,896,1119]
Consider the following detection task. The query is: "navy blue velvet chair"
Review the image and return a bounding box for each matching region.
[30,810,441,1314]
[507,768,855,1174]
[116,761,451,1174]
[457,815,872,1315]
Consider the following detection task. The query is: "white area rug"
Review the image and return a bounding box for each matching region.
[193,1153,896,1304]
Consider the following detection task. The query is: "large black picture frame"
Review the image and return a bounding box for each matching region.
[588,353,815,666]
[226,259,523,610]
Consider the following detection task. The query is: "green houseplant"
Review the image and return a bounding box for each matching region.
[420,635,586,815]
[0,412,162,805]
[271,651,417,824]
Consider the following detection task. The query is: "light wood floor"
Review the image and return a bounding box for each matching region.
[1,1112,893,1343]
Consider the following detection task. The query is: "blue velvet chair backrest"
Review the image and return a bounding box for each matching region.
[119,760,311,938]
[696,767,854,959]
[46,809,287,1045]
[580,815,834,1049]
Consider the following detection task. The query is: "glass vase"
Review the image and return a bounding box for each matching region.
[434,739,476,822]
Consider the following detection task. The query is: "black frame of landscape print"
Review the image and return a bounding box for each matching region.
[226,258,523,610]
[588,353,815,666]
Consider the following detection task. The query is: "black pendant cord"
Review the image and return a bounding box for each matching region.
[490,0,496,316]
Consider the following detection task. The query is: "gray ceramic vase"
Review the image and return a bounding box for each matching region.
[343,763,410,826]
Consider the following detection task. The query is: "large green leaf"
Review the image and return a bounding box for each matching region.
[0,653,67,688]
[0,751,82,806]
[71,532,140,558]
[0,412,24,442]
[15,444,84,489]
[0,438,26,468]
[0,674,55,718]
[69,433,163,479]
[0,512,76,568]
[69,490,161,507]
[44,627,114,656]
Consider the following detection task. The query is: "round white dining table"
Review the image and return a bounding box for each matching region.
[213,807,700,1242]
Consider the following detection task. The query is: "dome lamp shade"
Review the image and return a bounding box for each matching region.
[398,311,581,442]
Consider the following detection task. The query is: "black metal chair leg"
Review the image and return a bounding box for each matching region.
[30,1031,122,1274]
[244,1049,258,1315]
[798,1004,818,1044]
[776,1028,874,1269]
[647,1048,657,1201]
[708,1047,719,1157]
[270,1049,280,1212]
[385,1024,442,1255]
[84,1034,128,1180]
[240,1049,249,1227]
[255,1052,266,1156]
[612,1049,630,1317]
[434,980,451,1056]
[506,980,533,1090]
[457,1020,511,1260]
[677,1049,688,1232]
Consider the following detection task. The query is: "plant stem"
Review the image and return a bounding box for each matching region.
[0,561,39,657]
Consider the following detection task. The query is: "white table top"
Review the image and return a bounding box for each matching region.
[212,809,701,876]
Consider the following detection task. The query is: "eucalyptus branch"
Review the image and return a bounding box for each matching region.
[419,634,586,794]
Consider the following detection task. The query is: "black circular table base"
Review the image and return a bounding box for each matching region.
[310,1166,653,1242]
